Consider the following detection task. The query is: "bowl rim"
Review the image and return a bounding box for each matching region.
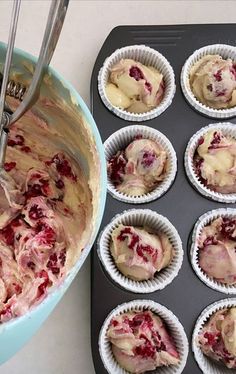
[0,41,107,331]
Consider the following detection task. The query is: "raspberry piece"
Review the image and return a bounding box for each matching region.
[111,319,119,327]
[0,225,15,246]
[46,253,60,275]
[145,81,152,93]
[194,157,204,176]
[37,270,50,298]
[4,162,16,172]
[216,89,226,97]
[55,179,64,189]
[47,154,77,181]
[141,151,156,167]
[198,136,204,145]
[21,146,31,153]
[28,204,44,220]
[25,184,43,199]
[203,332,219,347]
[203,236,218,247]
[214,70,222,82]
[208,131,222,149]
[135,334,156,358]
[129,66,144,81]
[27,261,36,271]
[8,134,24,146]
[25,179,49,199]
[129,312,153,330]
[117,228,138,249]
[59,250,66,266]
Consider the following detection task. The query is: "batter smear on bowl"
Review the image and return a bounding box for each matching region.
[193,129,236,194]
[0,99,92,323]
[107,138,167,197]
[107,310,179,373]
[198,307,236,368]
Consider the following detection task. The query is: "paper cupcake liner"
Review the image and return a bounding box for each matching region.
[185,122,236,203]
[98,44,176,122]
[181,44,236,119]
[105,125,177,204]
[191,208,236,294]
[99,299,189,374]
[98,209,183,294]
[192,298,236,374]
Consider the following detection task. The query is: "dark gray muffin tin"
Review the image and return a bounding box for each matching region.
[90,24,236,374]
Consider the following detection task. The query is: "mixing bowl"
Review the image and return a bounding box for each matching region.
[0,42,106,365]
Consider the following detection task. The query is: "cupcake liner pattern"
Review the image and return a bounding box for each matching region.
[105,125,177,204]
[185,122,236,203]
[192,298,236,374]
[98,44,176,122]
[99,299,189,374]
[191,208,236,294]
[181,44,236,119]
[98,209,183,293]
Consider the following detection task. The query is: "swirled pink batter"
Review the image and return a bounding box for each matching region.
[107,310,179,373]
[105,59,164,113]
[108,138,167,196]
[190,55,236,109]
[111,225,173,281]
[198,308,236,368]
[0,99,92,323]
[198,216,236,284]
[194,130,236,193]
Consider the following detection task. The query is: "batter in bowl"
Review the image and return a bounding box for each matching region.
[0,97,93,323]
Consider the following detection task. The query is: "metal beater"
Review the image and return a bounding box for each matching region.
[0,0,69,206]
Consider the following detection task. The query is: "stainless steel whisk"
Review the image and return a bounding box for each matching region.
[0,0,69,170]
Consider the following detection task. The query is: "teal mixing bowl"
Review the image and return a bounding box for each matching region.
[0,42,106,365]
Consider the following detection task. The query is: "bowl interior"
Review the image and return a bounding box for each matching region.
[0,42,106,364]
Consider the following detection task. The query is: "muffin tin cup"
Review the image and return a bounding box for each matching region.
[192,298,236,374]
[105,125,177,204]
[181,44,236,119]
[98,44,176,122]
[191,208,236,294]
[98,209,183,294]
[185,122,236,203]
[99,299,189,374]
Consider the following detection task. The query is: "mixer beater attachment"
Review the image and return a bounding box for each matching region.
[0,0,69,171]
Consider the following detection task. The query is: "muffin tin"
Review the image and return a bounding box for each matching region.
[90,24,236,374]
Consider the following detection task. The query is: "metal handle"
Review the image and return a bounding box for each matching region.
[0,0,21,167]
[0,0,69,168]
[9,0,69,126]
[0,0,21,129]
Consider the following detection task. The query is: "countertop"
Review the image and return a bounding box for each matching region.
[0,1,236,373]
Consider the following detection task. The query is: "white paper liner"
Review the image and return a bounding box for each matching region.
[99,299,188,374]
[185,122,236,203]
[191,208,236,294]
[192,298,236,374]
[98,209,183,294]
[181,44,236,119]
[98,44,176,122]
[105,125,177,204]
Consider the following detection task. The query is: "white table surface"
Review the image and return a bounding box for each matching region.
[0,1,235,373]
